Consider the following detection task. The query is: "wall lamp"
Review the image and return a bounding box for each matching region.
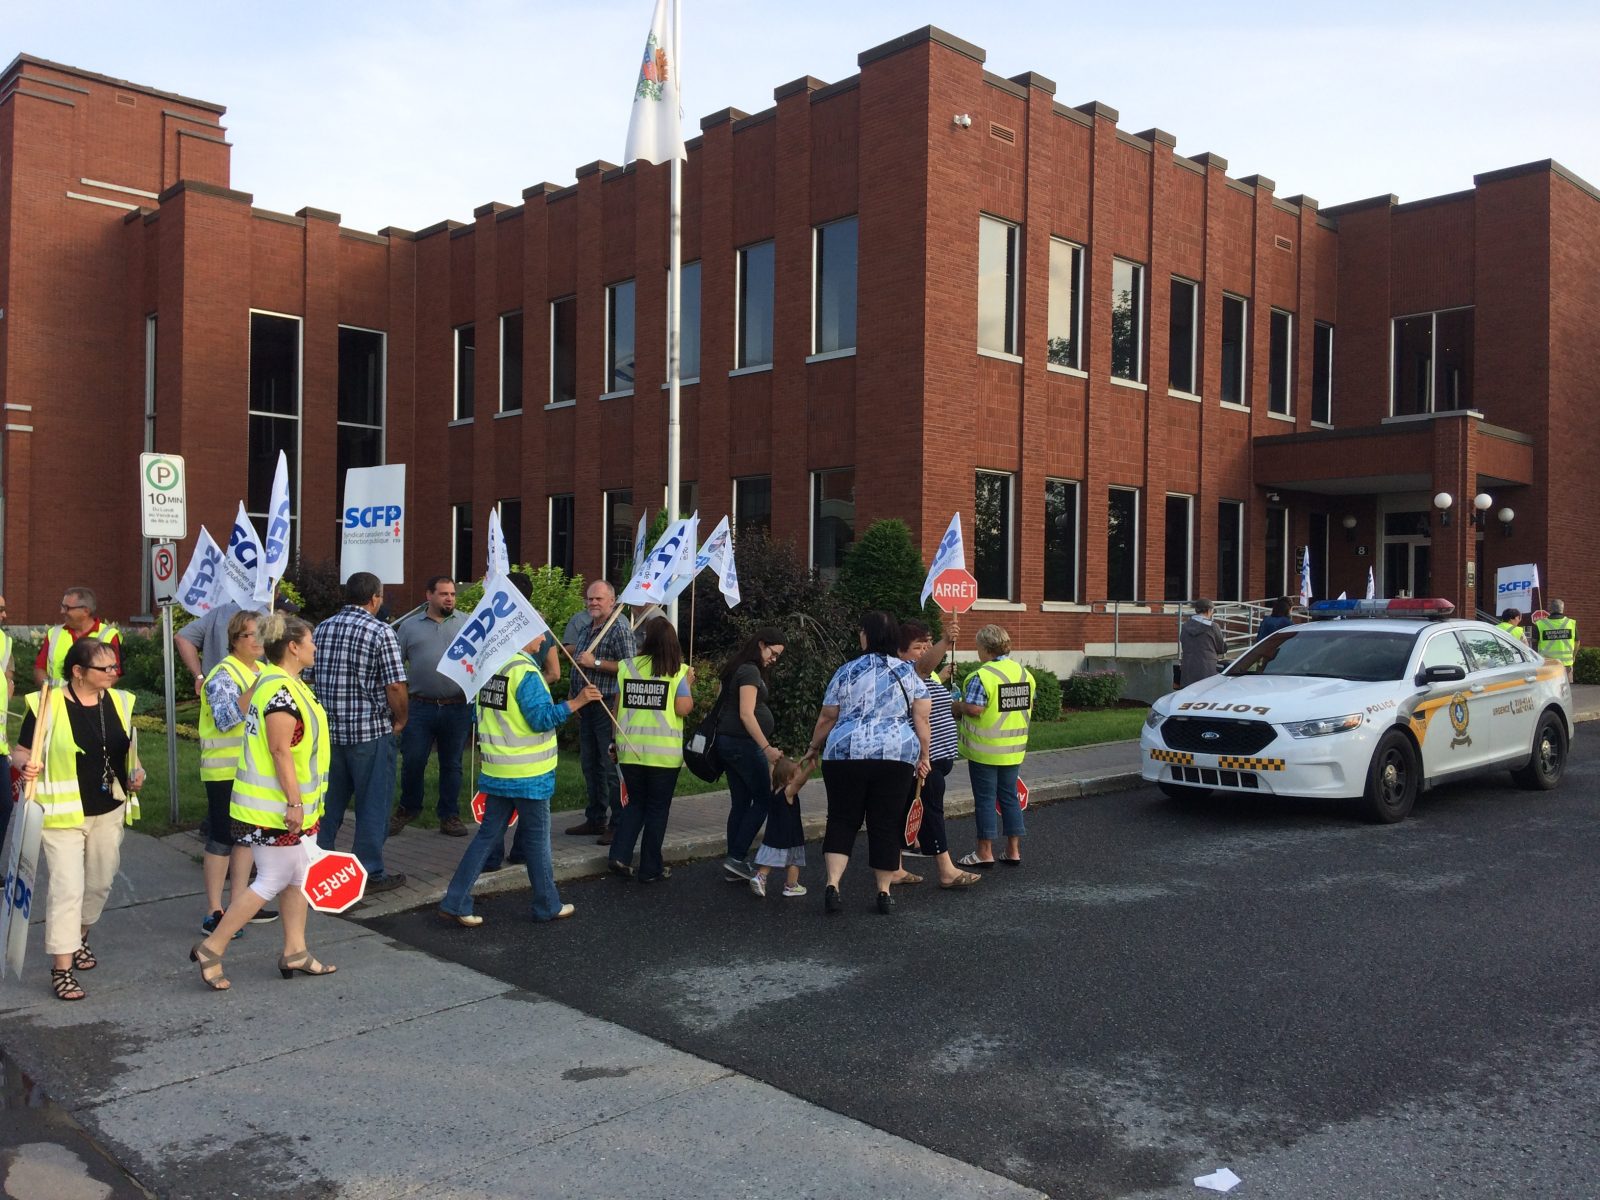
[1498,506,1515,537]
[953,113,973,128]
[1432,491,1453,526]
[1470,492,1494,529]
[1341,514,1358,542]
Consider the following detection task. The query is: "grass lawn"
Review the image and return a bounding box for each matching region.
[1027,707,1147,752]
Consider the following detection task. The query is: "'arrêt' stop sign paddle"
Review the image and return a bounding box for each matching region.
[471,790,517,828]
[931,567,979,614]
[996,777,1029,814]
[302,848,367,913]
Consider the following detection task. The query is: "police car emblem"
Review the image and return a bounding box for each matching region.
[1448,692,1472,748]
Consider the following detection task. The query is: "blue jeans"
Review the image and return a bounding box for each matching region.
[317,733,398,878]
[969,761,1025,841]
[441,791,563,920]
[613,763,679,880]
[722,733,770,860]
[578,699,621,827]
[399,702,471,820]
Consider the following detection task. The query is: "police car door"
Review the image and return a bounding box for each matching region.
[1412,630,1494,775]
[1456,626,1540,764]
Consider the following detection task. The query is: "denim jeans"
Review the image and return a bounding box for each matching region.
[441,791,563,920]
[577,699,621,827]
[969,760,1025,841]
[317,733,398,878]
[722,733,770,860]
[613,763,679,880]
[399,702,472,820]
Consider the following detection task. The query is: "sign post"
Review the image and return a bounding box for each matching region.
[140,455,187,825]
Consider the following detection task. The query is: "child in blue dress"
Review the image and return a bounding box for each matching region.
[751,755,812,898]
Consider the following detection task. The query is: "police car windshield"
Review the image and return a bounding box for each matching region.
[1227,628,1418,682]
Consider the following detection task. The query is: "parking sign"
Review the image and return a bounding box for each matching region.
[140,453,188,540]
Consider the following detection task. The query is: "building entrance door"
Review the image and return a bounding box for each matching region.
[1381,511,1433,598]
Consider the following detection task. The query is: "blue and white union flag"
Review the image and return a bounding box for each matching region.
[623,0,685,166]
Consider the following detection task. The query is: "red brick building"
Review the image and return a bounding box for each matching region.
[3,29,1596,670]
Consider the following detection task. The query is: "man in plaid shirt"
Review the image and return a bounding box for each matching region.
[311,572,410,891]
[561,580,636,844]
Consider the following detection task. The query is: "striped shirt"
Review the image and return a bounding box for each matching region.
[925,672,960,762]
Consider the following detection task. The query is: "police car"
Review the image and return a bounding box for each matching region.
[1141,598,1574,822]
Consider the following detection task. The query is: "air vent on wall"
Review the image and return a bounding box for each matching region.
[115,93,136,107]
[1274,235,1293,252]
[990,122,1016,145]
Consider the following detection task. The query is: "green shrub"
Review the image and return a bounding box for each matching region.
[1064,669,1125,709]
[458,564,585,633]
[950,661,1062,722]
[834,518,943,634]
[118,628,168,694]
[284,558,346,625]
[1574,647,1600,685]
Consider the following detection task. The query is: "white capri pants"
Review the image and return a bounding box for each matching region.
[40,808,126,956]
[249,842,310,901]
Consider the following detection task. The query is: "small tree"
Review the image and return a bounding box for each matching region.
[834,518,942,632]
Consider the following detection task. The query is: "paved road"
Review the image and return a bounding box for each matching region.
[375,740,1600,1199]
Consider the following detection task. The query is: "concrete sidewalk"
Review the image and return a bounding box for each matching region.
[161,738,1146,920]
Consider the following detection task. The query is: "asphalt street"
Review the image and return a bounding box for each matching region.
[373,742,1600,1199]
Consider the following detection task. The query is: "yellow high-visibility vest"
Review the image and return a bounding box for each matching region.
[199,655,259,782]
[24,686,139,828]
[230,667,329,830]
[1496,621,1525,643]
[1533,616,1578,666]
[958,657,1035,767]
[477,654,558,782]
[616,655,689,769]
[43,623,119,685]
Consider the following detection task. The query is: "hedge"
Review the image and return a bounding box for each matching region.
[1063,669,1125,710]
[951,661,1064,722]
[1575,647,1600,686]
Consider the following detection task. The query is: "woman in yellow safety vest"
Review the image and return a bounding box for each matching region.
[190,614,334,991]
[15,638,145,1003]
[198,610,269,937]
[955,624,1035,870]
[608,617,696,883]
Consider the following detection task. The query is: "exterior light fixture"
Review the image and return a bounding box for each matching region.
[1471,492,1494,529]
[1498,507,1515,537]
[1432,492,1453,526]
[953,114,973,128]
[1341,514,1358,542]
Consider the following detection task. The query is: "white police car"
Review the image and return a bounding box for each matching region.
[1141,598,1574,822]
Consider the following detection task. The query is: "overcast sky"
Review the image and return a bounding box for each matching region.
[10,1,1598,234]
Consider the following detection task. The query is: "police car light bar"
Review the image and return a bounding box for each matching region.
[1308,597,1456,619]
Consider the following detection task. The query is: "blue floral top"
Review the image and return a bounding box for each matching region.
[821,654,929,764]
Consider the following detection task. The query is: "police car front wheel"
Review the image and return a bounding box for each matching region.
[1511,711,1567,792]
[1361,730,1418,824]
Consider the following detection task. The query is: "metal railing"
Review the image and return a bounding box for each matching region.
[1085,599,1305,659]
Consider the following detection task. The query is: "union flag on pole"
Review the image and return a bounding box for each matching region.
[623,0,685,167]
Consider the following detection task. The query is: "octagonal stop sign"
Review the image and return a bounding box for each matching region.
[931,567,979,613]
[471,791,517,828]
[302,850,367,913]
[997,778,1030,814]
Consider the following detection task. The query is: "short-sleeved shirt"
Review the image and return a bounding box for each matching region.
[822,654,929,764]
[562,611,637,700]
[717,662,775,741]
[309,606,406,745]
[924,672,960,762]
[202,661,258,733]
[17,690,131,817]
[394,608,467,700]
[177,601,252,676]
[35,620,123,678]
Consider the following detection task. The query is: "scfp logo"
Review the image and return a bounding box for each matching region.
[446,589,518,661]
[344,504,403,534]
[1498,579,1533,596]
[264,497,292,563]
[184,545,223,604]
[229,523,259,570]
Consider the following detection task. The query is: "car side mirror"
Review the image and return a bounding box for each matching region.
[1416,664,1466,685]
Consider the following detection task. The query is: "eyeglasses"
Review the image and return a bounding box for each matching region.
[60,604,86,612]
[89,663,120,675]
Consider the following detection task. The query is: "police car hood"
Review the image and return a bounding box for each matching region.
[1157,672,1406,721]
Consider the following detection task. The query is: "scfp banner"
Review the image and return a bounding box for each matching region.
[222,503,264,609]
[435,575,551,702]
[341,465,407,584]
[1494,563,1540,610]
[176,526,228,617]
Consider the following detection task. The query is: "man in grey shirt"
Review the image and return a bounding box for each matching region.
[392,575,472,837]
[176,591,294,693]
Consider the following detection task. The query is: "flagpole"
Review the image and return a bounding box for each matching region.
[665,0,683,630]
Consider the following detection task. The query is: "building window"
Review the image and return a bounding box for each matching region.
[1269,309,1293,415]
[1392,307,1474,416]
[248,311,301,528]
[499,312,523,413]
[604,490,634,583]
[663,480,699,519]
[1044,478,1079,602]
[814,217,858,355]
[550,297,577,405]
[1047,239,1083,369]
[1107,487,1140,602]
[453,324,475,420]
[978,216,1019,356]
[1265,506,1289,597]
[737,241,775,369]
[975,471,1014,600]
[143,315,157,452]
[1164,494,1192,603]
[498,499,522,566]
[606,280,636,394]
[1221,294,1248,406]
[811,468,856,583]
[1217,500,1243,601]
[452,503,473,582]
[734,476,771,536]
[669,261,701,381]
[1312,321,1334,424]
[549,495,575,576]
[336,326,385,523]
[1168,278,1198,394]
[1110,260,1145,382]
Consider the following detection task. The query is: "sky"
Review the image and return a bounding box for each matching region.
[9,1,1599,234]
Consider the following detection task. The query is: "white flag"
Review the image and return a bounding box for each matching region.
[651,513,702,606]
[622,0,685,167]
[1298,546,1312,607]
[486,505,511,581]
[435,576,552,703]
[256,451,292,606]
[919,513,966,608]
[177,526,229,617]
[620,514,696,605]
[1336,591,1347,601]
[694,515,740,607]
[222,503,264,608]
[1365,566,1376,601]
[633,511,649,573]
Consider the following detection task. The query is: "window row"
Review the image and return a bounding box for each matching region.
[975,472,1320,605]
[979,216,1335,424]
[451,217,858,419]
